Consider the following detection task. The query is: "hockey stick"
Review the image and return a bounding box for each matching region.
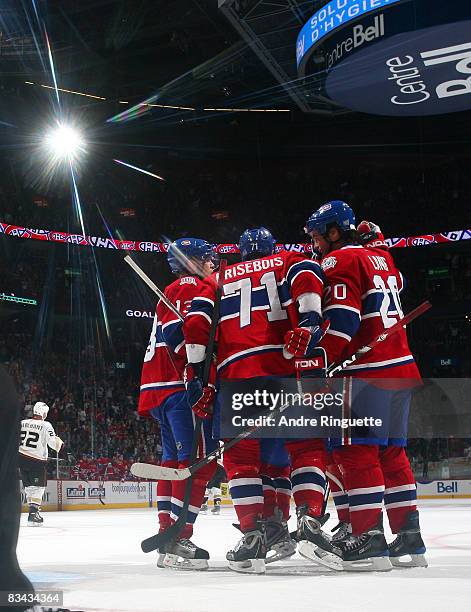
[132,300,431,483]
[140,260,227,553]
[124,255,184,322]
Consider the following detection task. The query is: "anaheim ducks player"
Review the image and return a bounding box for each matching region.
[19,402,63,526]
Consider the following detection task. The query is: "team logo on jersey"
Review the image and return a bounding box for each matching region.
[407,235,435,246]
[321,256,337,271]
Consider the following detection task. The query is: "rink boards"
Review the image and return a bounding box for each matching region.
[21,478,471,512]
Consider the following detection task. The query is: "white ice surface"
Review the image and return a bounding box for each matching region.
[17,500,471,612]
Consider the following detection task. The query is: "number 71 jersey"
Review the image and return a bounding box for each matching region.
[184,251,324,379]
[319,245,420,379]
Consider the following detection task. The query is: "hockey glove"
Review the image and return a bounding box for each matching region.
[184,362,215,420]
[284,313,330,358]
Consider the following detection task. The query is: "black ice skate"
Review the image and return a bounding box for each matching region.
[200,503,208,514]
[226,521,267,574]
[331,521,354,545]
[341,516,392,572]
[27,507,44,527]
[388,510,428,568]
[296,506,343,571]
[162,538,209,570]
[265,510,296,564]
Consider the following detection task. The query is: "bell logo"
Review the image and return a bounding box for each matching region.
[421,41,471,100]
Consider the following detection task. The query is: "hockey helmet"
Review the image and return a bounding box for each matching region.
[33,401,49,419]
[305,200,356,236]
[167,238,218,275]
[239,227,276,261]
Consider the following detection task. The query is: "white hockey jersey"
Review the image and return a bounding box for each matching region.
[19,419,62,461]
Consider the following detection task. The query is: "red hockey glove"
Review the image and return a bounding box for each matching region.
[184,363,215,420]
[284,317,330,358]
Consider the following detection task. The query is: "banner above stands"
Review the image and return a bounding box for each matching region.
[1,222,470,253]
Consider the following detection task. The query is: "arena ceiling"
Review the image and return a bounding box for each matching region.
[0,0,469,159]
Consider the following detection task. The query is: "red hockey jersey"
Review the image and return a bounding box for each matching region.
[183,251,324,379]
[138,275,204,416]
[319,245,420,379]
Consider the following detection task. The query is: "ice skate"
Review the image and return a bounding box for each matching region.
[162,538,209,570]
[27,507,44,527]
[341,517,392,572]
[226,522,267,574]
[331,521,354,545]
[388,510,428,568]
[211,499,221,514]
[265,510,296,564]
[200,503,208,515]
[296,506,343,571]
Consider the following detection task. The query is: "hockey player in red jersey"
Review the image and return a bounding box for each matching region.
[304,201,427,571]
[326,221,389,546]
[138,238,218,570]
[183,227,335,573]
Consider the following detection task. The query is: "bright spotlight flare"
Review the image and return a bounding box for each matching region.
[44,123,85,162]
[113,159,165,181]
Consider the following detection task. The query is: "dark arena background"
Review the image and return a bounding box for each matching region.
[0,1,470,610]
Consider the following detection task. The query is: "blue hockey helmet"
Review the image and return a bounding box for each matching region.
[167,238,218,275]
[239,227,276,261]
[305,200,356,236]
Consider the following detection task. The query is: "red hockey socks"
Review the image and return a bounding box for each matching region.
[381,446,417,533]
[171,460,216,539]
[157,460,177,532]
[326,461,350,524]
[333,445,384,536]
[286,439,326,518]
[224,440,263,532]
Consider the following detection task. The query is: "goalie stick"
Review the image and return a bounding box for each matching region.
[132,299,431,486]
[140,259,227,553]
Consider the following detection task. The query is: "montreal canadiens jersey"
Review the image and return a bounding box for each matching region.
[19,419,61,461]
[183,251,324,379]
[319,245,420,379]
[138,275,204,415]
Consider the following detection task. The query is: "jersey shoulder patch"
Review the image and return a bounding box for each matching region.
[321,255,337,271]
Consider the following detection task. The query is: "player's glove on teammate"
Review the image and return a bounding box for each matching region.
[184,362,215,420]
[284,313,330,358]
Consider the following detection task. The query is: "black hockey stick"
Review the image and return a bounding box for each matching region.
[141,259,227,553]
[132,300,432,485]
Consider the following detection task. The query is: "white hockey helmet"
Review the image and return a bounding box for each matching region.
[33,401,49,419]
